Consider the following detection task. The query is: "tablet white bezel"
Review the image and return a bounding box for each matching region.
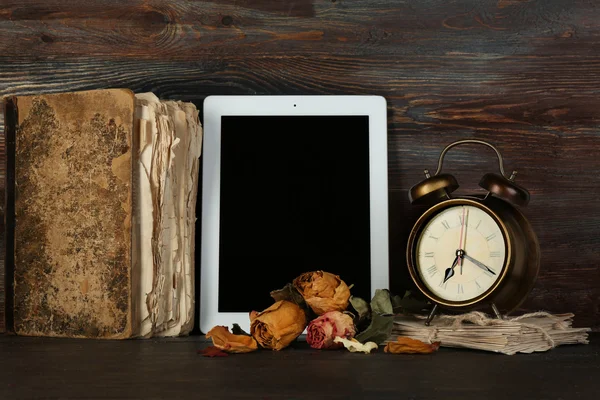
[200,95,389,333]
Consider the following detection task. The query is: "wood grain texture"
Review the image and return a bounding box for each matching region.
[0,0,599,331]
[0,335,599,399]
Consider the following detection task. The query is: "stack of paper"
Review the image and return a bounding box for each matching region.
[388,312,590,355]
[132,93,202,338]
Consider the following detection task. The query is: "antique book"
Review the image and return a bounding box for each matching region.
[2,89,202,339]
[0,111,5,333]
[388,312,590,355]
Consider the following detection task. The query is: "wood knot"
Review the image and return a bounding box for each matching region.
[222,15,234,26]
[40,34,54,43]
[138,9,175,37]
[144,10,171,25]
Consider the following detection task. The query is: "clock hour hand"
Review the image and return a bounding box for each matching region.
[443,256,460,283]
[463,254,496,275]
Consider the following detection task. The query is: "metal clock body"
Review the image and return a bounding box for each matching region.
[406,140,540,324]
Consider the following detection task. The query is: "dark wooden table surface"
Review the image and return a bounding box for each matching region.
[1,1,600,332]
[0,334,598,399]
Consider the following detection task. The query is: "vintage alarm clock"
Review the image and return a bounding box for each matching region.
[406,139,540,325]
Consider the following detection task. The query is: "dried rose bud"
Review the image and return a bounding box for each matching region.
[306,311,356,350]
[250,300,306,351]
[293,271,351,315]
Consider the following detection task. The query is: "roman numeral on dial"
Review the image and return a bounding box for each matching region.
[457,284,464,294]
[442,220,450,230]
[427,265,437,277]
[490,251,502,258]
[486,233,497,241]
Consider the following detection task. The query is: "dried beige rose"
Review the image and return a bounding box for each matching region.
[293,271,351,315]
[206,326,258,353]
[250,300,307,351]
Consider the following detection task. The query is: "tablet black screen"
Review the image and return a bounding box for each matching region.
[218,116,371,312]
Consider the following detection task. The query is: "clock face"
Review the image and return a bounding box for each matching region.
[415,204,507,303]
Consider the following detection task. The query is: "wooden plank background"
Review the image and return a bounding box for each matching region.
[1,0,599,332]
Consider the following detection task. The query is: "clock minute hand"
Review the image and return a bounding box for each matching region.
[463,254,496,275]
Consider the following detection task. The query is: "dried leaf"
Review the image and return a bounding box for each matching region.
[232,323,250,336]
[206,326,258,353]
[334,337,378,354]
[270,283,305,306]
[384,337,441,354]
[198,346,229,357]
[371,289,393,315]
[270,283,314,319]
[354,313,394,345]
[349,296,370,323]
[354,289,394,344]
[391,291,429,314]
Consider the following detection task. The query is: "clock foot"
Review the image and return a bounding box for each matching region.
[425,304,439,326]
[491,303,503,320]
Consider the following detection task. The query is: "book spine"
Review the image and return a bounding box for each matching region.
[2,97,16,334]
[0,106,4,332]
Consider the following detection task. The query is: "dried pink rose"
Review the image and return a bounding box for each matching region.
[306,311,356,350]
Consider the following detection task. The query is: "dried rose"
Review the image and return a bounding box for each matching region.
[293,271,351,315]
[206,326,258,353]
[384,337,441,354]
[250,300,307,351]
[306,311,356,350]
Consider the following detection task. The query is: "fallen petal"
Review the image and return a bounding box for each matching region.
[198,346,229,357]
[206,326,259,353]
[334,337,378,354]
[384,337,441,354]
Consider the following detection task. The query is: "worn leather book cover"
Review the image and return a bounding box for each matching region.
[12,90,134,339]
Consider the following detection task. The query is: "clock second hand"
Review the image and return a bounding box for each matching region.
[458,207,468,274]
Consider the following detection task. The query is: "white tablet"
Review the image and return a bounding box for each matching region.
[199,95,389,333]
